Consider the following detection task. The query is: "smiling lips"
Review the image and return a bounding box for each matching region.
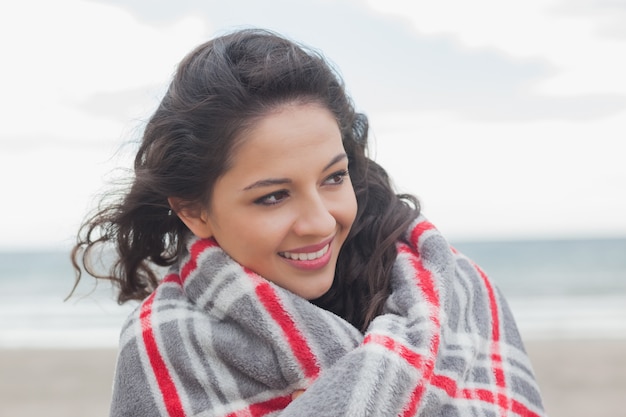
[278,238,333,270]
[280,244,329,261]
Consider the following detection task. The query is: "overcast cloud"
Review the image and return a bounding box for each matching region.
[1,0,624,248]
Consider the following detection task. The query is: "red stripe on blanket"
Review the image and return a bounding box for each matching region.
[251,272,320,380]
[224,395,293,417]
[162,273,181,285]
[248,395,292,417]
[363,333,425,368]
[431,374,542,417]
[140,283,185,417]
[454,243,517,414]
[181,239,217,283]
[410,220,436,247]
[396,242,441,417]
[475,263,510,415]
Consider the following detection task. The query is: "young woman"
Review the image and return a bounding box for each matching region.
[72,28,545,417]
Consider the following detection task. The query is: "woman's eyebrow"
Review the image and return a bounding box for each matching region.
[323,153,348,171]
[242,152,348,191]
[243,177,291,191]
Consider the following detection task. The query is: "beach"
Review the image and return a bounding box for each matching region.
[526,339,626,417]
[1,340,624,417]
[0,349,117,417]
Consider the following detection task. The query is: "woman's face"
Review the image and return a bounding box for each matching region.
[184,102,358,299]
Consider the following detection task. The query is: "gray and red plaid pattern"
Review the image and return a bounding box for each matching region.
[110,216,545,417]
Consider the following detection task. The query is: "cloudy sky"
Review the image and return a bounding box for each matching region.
[1,0,625,249]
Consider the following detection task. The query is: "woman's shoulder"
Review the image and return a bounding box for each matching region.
[401,215,508,318]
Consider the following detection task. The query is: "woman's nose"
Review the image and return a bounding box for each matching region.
[292,193,336,237]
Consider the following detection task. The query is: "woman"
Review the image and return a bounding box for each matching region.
[72,28,545,416]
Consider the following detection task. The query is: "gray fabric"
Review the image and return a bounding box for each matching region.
[110,216,546,416]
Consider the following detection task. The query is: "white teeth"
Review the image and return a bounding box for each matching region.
[281,244,329,261]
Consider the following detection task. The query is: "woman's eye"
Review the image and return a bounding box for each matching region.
[324,169,349,185]
[254,190,289,206]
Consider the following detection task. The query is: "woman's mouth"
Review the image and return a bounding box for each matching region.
[278,238,334,270]
[279,244,329,261]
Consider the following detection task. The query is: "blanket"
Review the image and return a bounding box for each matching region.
[110,216,545,416]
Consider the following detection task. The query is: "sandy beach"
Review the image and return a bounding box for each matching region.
[1,340,624,417]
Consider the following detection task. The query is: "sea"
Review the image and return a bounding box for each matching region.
[1,238,625,349]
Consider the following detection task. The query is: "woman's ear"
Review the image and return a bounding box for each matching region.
[168,197,213,239]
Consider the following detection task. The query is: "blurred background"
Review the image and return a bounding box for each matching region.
[1,1,625,416]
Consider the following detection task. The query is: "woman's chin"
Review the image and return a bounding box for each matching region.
[299,281,334,301]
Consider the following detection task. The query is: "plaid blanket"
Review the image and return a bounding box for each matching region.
[110,216,545,416]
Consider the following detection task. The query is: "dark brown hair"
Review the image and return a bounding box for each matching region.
[71,28,419,331]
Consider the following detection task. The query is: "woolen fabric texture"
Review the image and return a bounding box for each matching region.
[110,216,545,416]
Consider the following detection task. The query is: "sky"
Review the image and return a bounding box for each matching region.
[1,0,625,249]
